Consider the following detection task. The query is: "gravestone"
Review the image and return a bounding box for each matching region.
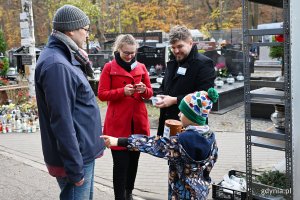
[88,53,112,70]
[203,49,247,111]
[205,49,255,76]
[255,46,281,67]
[203,50,220,65]
[212,82,244,111]
[136,46,166,72]
[13,46,40,75]
[223,49,244,76]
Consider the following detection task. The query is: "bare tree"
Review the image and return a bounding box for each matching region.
[92,0,106,45]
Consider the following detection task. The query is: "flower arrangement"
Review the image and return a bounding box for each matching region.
[19,98,38,113]
[269,34,284,77]
[0,57,9,87]
[269,34,284,60]
[0,57,9,77]
[0,77,9,86]
[15,90,30,105]
[215,62,228,77]
[256,170,287,189]
[269,47,283,60]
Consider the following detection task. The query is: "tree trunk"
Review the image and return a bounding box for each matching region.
[92,0,106,45]
[20,0,36,97]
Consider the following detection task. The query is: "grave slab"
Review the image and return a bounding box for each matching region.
[213,82,244,111]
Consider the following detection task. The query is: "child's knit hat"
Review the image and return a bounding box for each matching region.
[178,88,219,125]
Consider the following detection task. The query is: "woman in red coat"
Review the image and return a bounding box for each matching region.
[98,34,153,200]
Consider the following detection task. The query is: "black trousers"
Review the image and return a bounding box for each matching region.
[111,150,140,200]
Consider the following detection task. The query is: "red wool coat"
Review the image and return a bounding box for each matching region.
[98,59,153,150]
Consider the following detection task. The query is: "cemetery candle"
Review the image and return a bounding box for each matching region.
[2,124,6,133]
[7,124,12,133]
[275,34,284,43]
[236,72,244,81]
[215,77,224,88]
[226,74,235,85]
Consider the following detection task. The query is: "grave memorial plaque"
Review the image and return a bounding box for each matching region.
[136,46,166,71]
[194,41,216,51]
[20,21,29,29]
[21,55,32,65]
[21,29,30,38]
[20,12,28,21]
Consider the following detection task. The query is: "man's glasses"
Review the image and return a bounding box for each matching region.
[80,27,91,33]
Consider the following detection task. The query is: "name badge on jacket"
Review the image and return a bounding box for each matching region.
[177,67,187,75]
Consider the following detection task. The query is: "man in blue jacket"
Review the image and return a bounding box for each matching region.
[35,5,105,199]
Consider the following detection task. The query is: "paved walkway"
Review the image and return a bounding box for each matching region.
[0,96,286,199]
[0,153,115,200]
[0,115,284,199]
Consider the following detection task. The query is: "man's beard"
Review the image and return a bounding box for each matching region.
[175,54,186,62]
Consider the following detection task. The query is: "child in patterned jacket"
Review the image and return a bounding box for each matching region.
[102,88,219,200]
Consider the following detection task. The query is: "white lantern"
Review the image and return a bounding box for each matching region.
[226,74,235,85]
[236,72,244,81]
[215,77,224,88]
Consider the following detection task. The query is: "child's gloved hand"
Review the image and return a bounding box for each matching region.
[100,135,118,148]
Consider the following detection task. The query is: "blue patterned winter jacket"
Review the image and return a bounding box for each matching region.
[120,125,218,200]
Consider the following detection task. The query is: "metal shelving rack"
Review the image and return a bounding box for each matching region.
[242,0,293,199]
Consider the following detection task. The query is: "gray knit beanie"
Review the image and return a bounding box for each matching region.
[53,5,90,32]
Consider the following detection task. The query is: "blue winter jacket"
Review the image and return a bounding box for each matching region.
[35,36,105,183]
